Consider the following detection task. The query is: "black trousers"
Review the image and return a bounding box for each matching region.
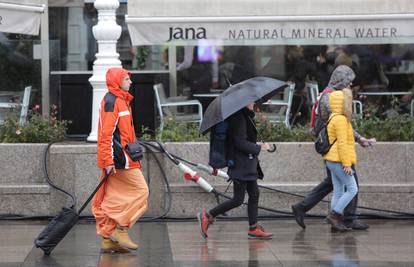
[209,180,259,226]
[296,166,359,223]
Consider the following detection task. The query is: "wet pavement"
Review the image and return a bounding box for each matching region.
[0,219,413,267]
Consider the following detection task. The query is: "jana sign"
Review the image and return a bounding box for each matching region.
[128,19,414,45]
[0,8,41,35]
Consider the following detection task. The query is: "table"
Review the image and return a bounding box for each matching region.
[357,91,413,116]
[193,93,220,111]
[0,92,20,102]
[357,91,412,96]
[193,93,220,98]
[384,71,414,75]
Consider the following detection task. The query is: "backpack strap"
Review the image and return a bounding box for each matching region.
[326,114,337,125]
[326,114,339,145]
[311,88,334,133]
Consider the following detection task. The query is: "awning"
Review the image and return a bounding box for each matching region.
[0,0,45,35]
[126,0,414,45]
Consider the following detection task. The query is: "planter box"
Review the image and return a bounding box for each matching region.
[0,142,413,217]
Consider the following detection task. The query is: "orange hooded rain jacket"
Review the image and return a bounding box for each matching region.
[97,68,141,170]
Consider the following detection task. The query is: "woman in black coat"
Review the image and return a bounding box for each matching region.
[197,103,273,239]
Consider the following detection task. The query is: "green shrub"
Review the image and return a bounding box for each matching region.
[0,105,70,143]
[152,115,312,142]
[255,116,314,142]
[352,99,414,141]
[136,46,151,70]
[154,117,208,142]
[354,114,414,141]
[152,113,414,142]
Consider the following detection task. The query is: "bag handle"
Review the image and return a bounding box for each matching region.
[78,172,110,215]
[247,115,277,153]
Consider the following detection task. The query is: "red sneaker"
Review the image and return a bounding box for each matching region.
[248,225,273,239]
[256,224,264,231]
[197,209,213,239]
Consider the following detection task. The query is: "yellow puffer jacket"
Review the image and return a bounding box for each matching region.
[323,89,357,166]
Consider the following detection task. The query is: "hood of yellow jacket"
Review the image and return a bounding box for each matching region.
[329,88,353,121]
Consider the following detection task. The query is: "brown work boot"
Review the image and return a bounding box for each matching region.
[326,211,351,232]
[110,226,139,250]
[101,238,130,253]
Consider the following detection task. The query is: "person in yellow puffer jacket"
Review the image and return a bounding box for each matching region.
[323,88,358,232]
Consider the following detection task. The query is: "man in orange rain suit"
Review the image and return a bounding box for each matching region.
[93,67,149,253]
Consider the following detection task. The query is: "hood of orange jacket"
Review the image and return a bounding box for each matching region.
[106,68,133,102]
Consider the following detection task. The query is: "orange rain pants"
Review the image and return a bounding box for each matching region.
[92,168,149,238]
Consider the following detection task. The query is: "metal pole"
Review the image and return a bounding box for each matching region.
[168,45,177,97]
[41,0,49,117]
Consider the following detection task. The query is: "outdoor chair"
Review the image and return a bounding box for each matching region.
[261,83,295,129]
[352,100,363,119]
[153,83,203,135]
[305,81,319,105]
[0,86,32,126]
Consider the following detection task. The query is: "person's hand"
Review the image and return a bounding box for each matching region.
[259,142,270,151]
[401,94,412,103]
[343,166,353,176]
[358,137,370,148]
[367,138,377,146]
[359,137,376,147]
[105,165,116,175]
[317,54,326,64]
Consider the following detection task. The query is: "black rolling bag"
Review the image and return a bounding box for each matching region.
[34,173,110,255]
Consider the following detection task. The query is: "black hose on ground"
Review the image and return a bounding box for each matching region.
[137,141,173,221]
[43,142,76,209]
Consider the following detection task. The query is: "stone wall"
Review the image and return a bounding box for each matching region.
[0,142,412,218]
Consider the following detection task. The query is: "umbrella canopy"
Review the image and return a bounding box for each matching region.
[200,76,287,134]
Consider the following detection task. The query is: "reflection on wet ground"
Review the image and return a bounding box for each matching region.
[0,220,413,267]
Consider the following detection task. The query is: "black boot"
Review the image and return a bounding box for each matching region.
[326,211,351,232]
[291,204,306,229]
[345,220,369,230]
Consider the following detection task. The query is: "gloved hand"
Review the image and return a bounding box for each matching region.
[105,165,116,175]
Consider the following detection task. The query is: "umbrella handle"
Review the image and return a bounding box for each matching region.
[267,144,277,153]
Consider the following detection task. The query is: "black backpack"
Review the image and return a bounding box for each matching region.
[314,115,337,155]
[208,120,234,169]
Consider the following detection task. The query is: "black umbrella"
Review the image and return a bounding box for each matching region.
[200,76,287,134]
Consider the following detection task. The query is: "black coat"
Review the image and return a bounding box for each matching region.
[227,108,264,181]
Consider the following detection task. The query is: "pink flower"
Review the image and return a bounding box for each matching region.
[34,105,40,110]
[15,129,21,135]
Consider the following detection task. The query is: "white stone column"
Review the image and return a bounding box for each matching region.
[87,0,122,142]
